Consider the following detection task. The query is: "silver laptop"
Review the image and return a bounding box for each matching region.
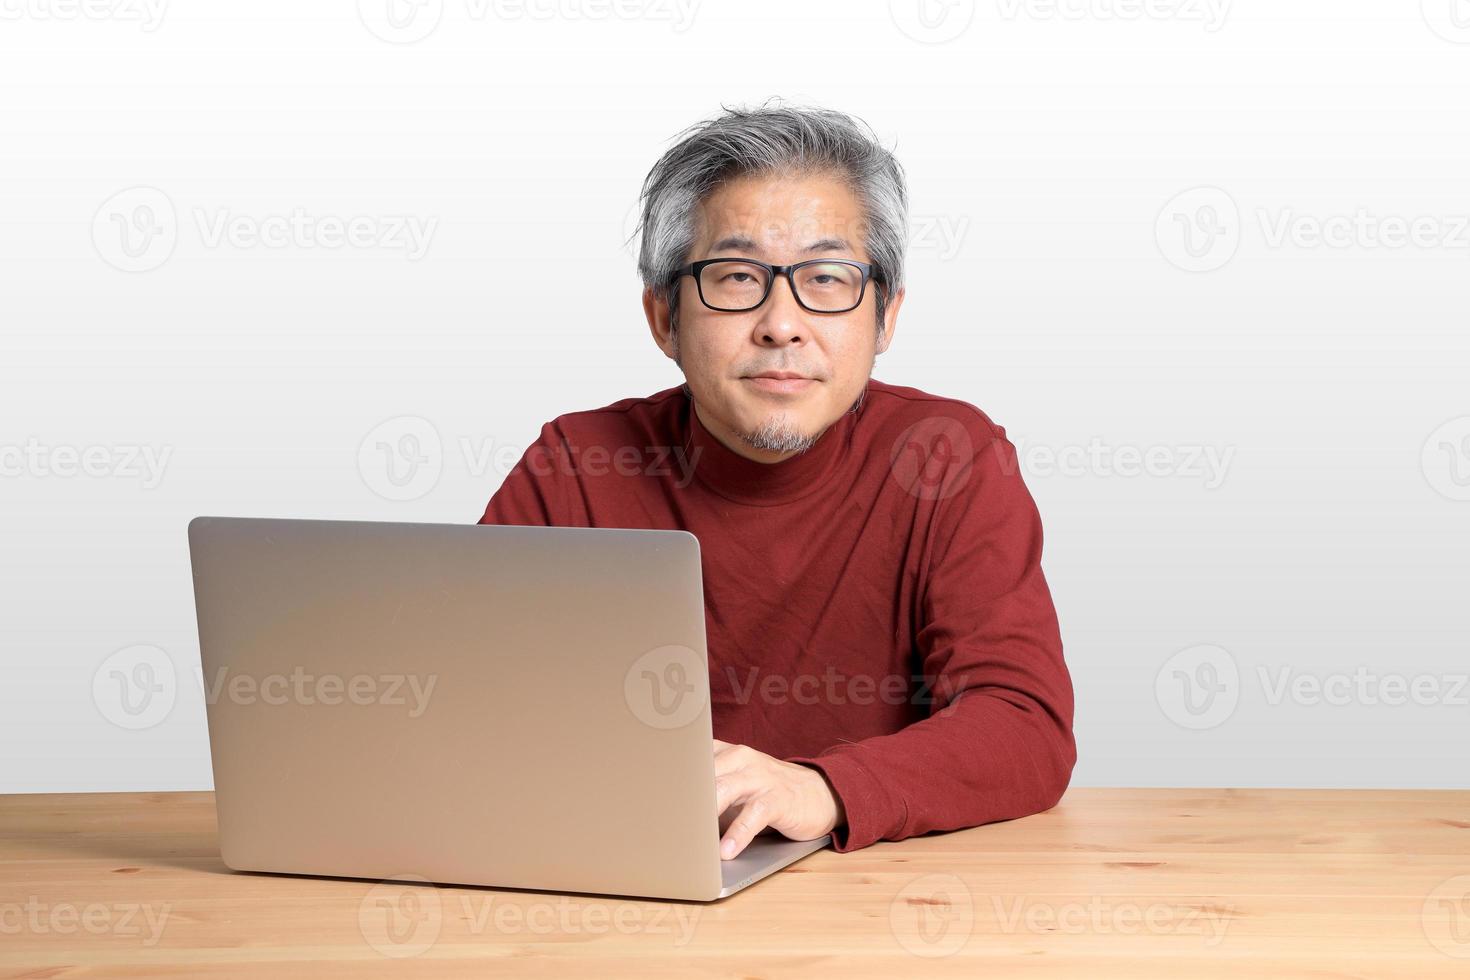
[187,516,829,901]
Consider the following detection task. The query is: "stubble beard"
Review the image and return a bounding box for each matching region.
[740,411,818,455]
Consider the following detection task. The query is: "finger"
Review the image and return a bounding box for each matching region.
[718,800,745,835]
[712,743,756,778]
[720,795,772,860]
[722,808,778,839]
[714,768,760,822]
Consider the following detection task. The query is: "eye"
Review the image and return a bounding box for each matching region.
[801,264,854,288]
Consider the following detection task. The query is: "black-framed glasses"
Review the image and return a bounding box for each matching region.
[674,257,875,314]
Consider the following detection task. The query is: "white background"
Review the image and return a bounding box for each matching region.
[1,0,1467,793]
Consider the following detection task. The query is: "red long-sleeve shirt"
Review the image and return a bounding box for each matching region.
[476,377,1076,852]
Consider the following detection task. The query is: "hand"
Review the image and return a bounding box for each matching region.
[713,738,845,860]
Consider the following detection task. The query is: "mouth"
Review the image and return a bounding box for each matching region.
[742,372,817,395]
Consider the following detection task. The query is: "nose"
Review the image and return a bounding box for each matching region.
[751,272,805,347]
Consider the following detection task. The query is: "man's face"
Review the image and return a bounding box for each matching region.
[644,170,903,463]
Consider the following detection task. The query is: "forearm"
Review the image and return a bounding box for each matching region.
[786,672,1075,852]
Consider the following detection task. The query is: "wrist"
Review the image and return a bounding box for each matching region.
[800,763,845,833]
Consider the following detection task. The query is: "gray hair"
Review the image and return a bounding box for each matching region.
[633,99,909,332]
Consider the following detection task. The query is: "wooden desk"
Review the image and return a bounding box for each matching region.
[2,788,1467,977]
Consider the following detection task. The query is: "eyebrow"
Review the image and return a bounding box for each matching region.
[710,235,852,255]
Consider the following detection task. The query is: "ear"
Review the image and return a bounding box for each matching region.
[875,285,904,355]
[643,285,677,361]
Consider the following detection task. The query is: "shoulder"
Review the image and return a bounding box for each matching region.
[535,385,686,448]
[861,377,1008,446]
[859,378,1031,509]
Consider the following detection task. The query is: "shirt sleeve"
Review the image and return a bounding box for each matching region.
[785,419,1076,852]
[476,421,571,527]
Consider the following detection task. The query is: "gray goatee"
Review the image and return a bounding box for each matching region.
[740,413,818,455]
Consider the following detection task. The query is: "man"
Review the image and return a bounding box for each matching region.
[478,101,1076,861]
